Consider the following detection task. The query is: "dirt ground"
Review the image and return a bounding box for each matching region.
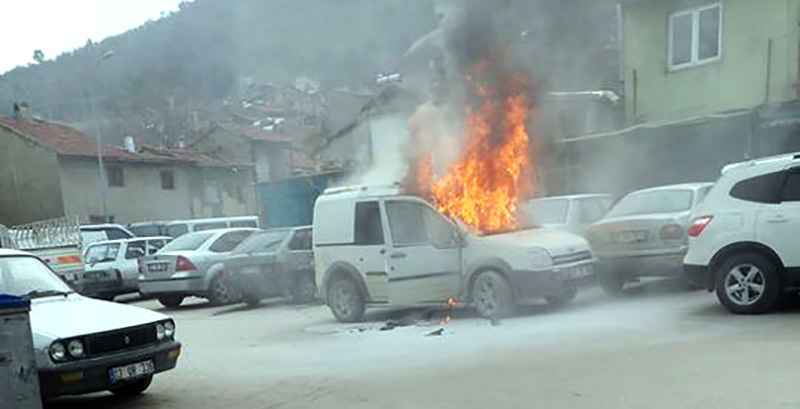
[46,280,800,409]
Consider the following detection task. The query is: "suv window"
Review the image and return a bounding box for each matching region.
[288,229,312,251]
[780,170,800,202]
[209,230,254,253]
[730,171,784,204]
[578,199,608,224]
[386,202,428,246]
[354,202,384,245]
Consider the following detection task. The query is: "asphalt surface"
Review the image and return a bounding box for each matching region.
[46,280,800,409]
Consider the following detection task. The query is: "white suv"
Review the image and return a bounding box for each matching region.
[684,153,800,314]
[313,185,595,322]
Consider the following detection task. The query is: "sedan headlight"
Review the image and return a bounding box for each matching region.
[67,339,84,358]
[49,342,67,362]
[528,248,553,269]
[164,321,175,338]
[156,323,166,340]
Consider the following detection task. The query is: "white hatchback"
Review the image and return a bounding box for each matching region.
[684,153,800,314]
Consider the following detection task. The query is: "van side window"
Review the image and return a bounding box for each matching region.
[166,224,189,238]
[730,171,784,204]
[386,202,428,246]
[354,202,384,245]
[231,220,258,228]
[781,170,800,202]
[125,241,147,259]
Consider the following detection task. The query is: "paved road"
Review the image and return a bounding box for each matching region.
[46,280,800,409]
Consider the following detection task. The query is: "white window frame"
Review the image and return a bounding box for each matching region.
[668,2,723,71]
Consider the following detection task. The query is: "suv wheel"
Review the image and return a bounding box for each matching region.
[715,253,781,314]
[292,273,317,304]
[472,271,514,319]
[327,276,365,322]
[158,295,184,309]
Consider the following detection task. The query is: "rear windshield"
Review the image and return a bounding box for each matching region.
[160,231,214,252]
[606,189,693,218]
[526,199,569,224]
[233,230,289,254]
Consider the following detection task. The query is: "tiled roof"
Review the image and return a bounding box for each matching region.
[0,117,140,160]
[0,117,250,168]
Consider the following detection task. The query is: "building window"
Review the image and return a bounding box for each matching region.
[668,3,722,70]
[160,170,175,190]
[107,166,124,187]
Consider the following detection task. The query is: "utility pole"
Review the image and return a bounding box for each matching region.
[87,50,115,221]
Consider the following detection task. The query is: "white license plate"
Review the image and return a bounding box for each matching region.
[148,263,169,273]
[615,230,648,243]
[565,265,593,279]
[109,360,155,384]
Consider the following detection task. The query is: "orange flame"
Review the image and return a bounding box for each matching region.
[421,66,534,234]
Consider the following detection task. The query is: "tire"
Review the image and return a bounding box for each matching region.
[715,253,781,314]
[157,295,184,309]
[471,271,515,319]
[327,276,365,323]
[110,375,152,397]
[291,273,317,304]
[598,265,625,296]
[208,274,237,306]
[545,284,578,307]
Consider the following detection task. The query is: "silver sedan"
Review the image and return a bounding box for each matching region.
[139,228,257,308]
[586,183,713,295]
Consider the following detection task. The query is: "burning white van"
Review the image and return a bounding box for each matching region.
[313,184,595,322]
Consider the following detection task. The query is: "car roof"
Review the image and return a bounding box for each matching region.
[165,216,259,225]
[318,184,406,202]
[722,152,800,175]
[530,194,611,201]
[630,182,714,194]
[85,236,172,247]
[0,248,32,257]
[81,223,130,230]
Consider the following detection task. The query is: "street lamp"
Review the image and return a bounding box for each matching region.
[87,50,115,220]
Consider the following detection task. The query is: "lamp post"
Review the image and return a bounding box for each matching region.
[88,50,114,221]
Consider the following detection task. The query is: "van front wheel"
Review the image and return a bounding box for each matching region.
[327,277,365,323]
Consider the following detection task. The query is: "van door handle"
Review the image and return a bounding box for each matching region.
[390,252,407,259]
[767,215,789,223]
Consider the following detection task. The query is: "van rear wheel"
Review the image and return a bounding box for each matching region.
[327,277,365,323]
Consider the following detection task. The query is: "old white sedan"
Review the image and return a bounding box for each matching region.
[0,249,181,399]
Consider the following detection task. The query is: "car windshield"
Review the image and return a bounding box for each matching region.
[159,231,214,252]
[606,189,694,218]
[526,199,569,224]
[232,230,289,254]
[0,256,73,297]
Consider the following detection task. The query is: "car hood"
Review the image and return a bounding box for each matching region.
[471,228,590,255]
[30,294,168,340]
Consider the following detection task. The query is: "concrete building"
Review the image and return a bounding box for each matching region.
[621,0,800,123]
[0,114,256,226]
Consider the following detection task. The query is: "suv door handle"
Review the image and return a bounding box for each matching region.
[390,252,407,259]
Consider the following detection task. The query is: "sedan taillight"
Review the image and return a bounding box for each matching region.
[660,224,684,240]
[688,216,714,237]
[175,256,197,272]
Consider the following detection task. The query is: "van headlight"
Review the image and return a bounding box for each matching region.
[528,248,553,269]
[49,342,67,362]
[67,339,84,358]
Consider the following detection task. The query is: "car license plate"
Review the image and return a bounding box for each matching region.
[109,360,155,384]
[148,263,169,273]
[565,264,593,279]
[615,230,648,244]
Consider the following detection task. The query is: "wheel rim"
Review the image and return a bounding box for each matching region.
[724,264,766,306]
[475,276,499,316]
[213,278,231,303]
[332,283,355,317]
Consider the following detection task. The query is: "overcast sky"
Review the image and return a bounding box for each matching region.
[0,0,187,75]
